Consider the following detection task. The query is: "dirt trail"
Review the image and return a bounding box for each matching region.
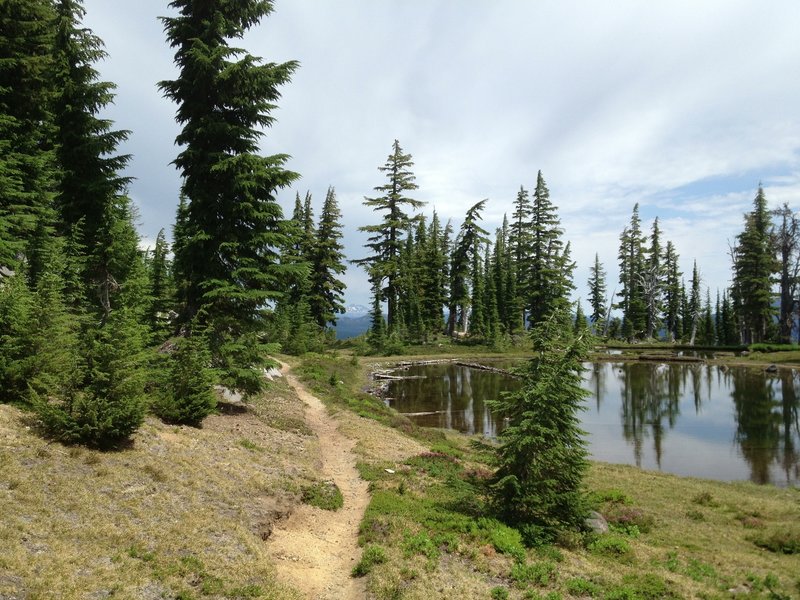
[267,364,369,600]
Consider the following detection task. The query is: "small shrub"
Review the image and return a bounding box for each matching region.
[510,561,557,587]
[402,531,439,560]
[490,587,509,600]
[351,544,387,577]
[685,557,717,582]
[553,529,583,550]
[565,577,601,597]
[692,491,717,507]
[588,535,633,560]
[302,481,344,511]
[751,529,800,554]
[477,518,526,562]
[238,438,262,452]
[605,505,654,533]
[685,509,705,521]
[535,544,564,562]
[593,489,632,505]
[619,573,678,599]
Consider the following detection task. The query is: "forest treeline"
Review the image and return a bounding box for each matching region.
[1,0,797,448]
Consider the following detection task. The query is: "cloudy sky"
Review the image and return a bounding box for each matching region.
[81,0,800,308]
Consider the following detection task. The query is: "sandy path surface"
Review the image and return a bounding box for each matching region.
[267,365,369,600]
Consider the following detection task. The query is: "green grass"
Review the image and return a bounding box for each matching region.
[309,351,800,600]
[301,480,344,511]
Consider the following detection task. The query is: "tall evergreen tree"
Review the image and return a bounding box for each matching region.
[52,0,135,312]
[617,205,647,339]
[587,253,607,331]
[159,0,299,392]
[0,0,56,272]
[527,171,567,327]
[448,200,488,335]
[309,187,346,329]
[730,187,777,344]
[771,203,800,344]
[662,241,682,342]
[146,229,174,340]
[355,140,424,334]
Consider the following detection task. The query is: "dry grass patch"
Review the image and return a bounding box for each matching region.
[0,377,319,599]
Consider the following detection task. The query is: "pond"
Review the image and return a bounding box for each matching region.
[383,361,800,487]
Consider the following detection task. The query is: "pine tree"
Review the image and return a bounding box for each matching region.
[448,200,489,335]
[528,171,567,327]
[0,273,35,403]
[587,253,607,332]
[488,307,590,538]
[147,229,174,340]
[420,211,447,336]
[617,205,647,339]
[355,140,424,334]
[662,241,682,342]
[687,262,701,345]
[642,218,665,339]
[730,186,778,344]
[160,0,299,391]
[309,187,346,329]
[0,0,56,272]
[771,203,800,344]
[508,185,531,322]
[153,328,216,426]
[52,0,134,311]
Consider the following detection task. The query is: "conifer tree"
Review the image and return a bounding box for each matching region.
[355,140,424,334]
[771,204,800,344]
[730,186,778,344]
[420,211,447,336]
[448,200,488,335]
[309,187,346,329]
[508,185,531,321]
[587,253,607,333]
[52,0,135,311]
[160,0,299,391]
[528,171,567,327]
[0,0,56,272]
[617,205,647,339]
[687,261,702,345]
[662,241,682,342]
[147,229,174,340]
[488,307,590,538]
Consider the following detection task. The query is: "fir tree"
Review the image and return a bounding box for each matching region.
[587,253,607,332]
[147,229,174,340]
[309,187,346,328]
[730,186,778,344]
[527,171,567,327]
[771,203,800,344]
[153,328,216,426]
[355,140,424,334]
[617,205,647,339]
[52,0,134,311]
[662,241,682,342]
[488,307,590,538]
[0,0,56,272]
[448,200,489,335]
[160,0,299,391]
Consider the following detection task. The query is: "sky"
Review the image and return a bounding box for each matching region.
[81,0,800,309]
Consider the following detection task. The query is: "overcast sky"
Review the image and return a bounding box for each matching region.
[81,0,800,309]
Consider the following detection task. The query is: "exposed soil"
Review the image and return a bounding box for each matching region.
[267,364,370,600]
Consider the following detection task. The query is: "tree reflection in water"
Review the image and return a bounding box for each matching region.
[387,361,800,486]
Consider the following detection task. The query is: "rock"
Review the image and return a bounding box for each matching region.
[765,364,778,373]
[584,510,609,534]
[384,468,395,474]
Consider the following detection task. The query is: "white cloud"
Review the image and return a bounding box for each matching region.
[82,0,800,306]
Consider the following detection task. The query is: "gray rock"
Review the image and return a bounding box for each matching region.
[584,510,609,534]
[765,364,778,373]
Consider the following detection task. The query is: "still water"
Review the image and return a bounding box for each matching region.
[384,361,800,487]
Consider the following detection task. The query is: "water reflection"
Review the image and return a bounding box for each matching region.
[385,361,800,486]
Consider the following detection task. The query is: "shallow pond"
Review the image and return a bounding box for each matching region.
[384,361,800,487]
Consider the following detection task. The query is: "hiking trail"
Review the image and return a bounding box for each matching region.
[267,364,369,600]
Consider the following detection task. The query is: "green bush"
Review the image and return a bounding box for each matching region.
[476,518,526,562]
[565,577,601,597]
[351,544,387,577]
[510,561,556,587]
[751,529,800,554]
[588,535,633,560]
[302,481,344,511]
[490,587,509,600]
